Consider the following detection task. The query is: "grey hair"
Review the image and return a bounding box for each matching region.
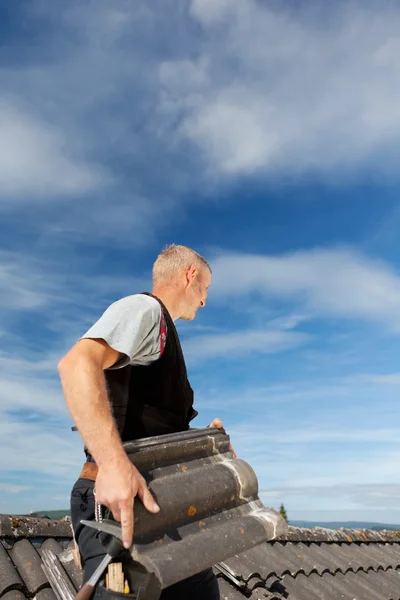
[152,244,211,286]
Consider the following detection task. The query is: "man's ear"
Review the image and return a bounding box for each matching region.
[187,264,198,284]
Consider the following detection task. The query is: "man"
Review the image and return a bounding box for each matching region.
[58,244,220,599]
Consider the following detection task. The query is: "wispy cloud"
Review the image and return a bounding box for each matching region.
[0,1,192,241]
[183,328,310,364]
[0,100,107,199]
[351,372,400,385]
[2,0,400,523]
[0,483,32,494]
[0,415,82,480]
[162,0,400,180]
[3,0,399,236]
[210,247,400,331]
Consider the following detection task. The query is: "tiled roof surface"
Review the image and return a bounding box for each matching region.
[1,515,400,600]
[0,516,81,600]
[215,526,400,599]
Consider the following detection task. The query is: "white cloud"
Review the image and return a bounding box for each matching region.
[233,425,400,446]
[160,0,400,178]
[0,100,106,198]
[0,416,82,479]
[0,483,32,494]
[0,251,55,310]
[210,247,400,331]
[351,373,400,385]
[183,328,309,363]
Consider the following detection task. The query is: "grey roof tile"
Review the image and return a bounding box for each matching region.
[279,572,324,600]
[278,569,400,600]
[309,542,355,574]
[218,576,248,600]
[9,539,48,596]
[0,541,24,596]
[366,542,400,570]
[57,546,83,590]
[218,544,275,581]
[37,539,63,557]
[281,525,400,543]
[1,591,28,600]
[276,541,319,576]
[0,516,71,540]
[336,569,396,599]
[378,542,400,568]
[220,539,400,591]
[85,428,287,591]
[35,588,58,600]
[320,571,365,599]
[344,569,393,600]
[38,538,83,589]
[217,574,287,600]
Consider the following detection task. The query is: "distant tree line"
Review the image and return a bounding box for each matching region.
[279,503,288,522]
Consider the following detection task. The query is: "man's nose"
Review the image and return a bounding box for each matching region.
[200,299,205,308]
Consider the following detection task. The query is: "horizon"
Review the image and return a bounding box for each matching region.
[2,0,400,522]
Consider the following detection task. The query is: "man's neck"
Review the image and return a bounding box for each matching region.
[151,286,181,321]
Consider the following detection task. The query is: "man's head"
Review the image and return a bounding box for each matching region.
[152,244,211,320]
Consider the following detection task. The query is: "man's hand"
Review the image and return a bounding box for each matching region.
[208,417,237,458]
[94,455,160,549]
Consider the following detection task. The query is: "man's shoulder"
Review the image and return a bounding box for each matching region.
[108,293,161,319]
[110,293,159,308]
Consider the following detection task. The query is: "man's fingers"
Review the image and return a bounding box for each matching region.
[137,481,160,514]
[208,418,223,429]
[111,506,122,523]
[229,443,238,458]
[120,504,134,549]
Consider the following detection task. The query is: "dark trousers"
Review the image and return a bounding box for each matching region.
[71,478,220,600]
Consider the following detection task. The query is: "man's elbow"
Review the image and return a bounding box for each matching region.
[58,349,82,379]
[58,354,72,380]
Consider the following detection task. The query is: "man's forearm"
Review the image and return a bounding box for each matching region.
[59,356,126,467]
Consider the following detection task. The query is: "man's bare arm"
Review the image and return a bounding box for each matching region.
[58,339,159,548]
[58,338,125,467]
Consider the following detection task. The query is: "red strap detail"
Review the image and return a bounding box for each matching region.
[160,310,167,355]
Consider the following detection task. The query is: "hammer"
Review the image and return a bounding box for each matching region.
[74,520,126,600]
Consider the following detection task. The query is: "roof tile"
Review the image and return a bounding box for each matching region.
[1,591,28,600]
[9,539,48,596]
[278,572,322,600]
[57,546,83,590]
[35,588,58,600]
[0,516,71,540]
[0,541,24,597]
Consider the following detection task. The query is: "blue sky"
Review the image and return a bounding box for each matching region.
[2,0,400,524]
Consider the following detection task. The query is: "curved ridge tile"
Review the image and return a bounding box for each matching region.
[36,587,58,600]
[38,539,63,557]
[1,591,28,600]
[58,547,82,590]
[10,539,48,595]
[280,525,400,544]
[0,541,24,597]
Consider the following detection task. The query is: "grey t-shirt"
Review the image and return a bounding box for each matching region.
[81,294,166,369]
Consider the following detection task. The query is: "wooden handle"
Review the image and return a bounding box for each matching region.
[74,583,95,600]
